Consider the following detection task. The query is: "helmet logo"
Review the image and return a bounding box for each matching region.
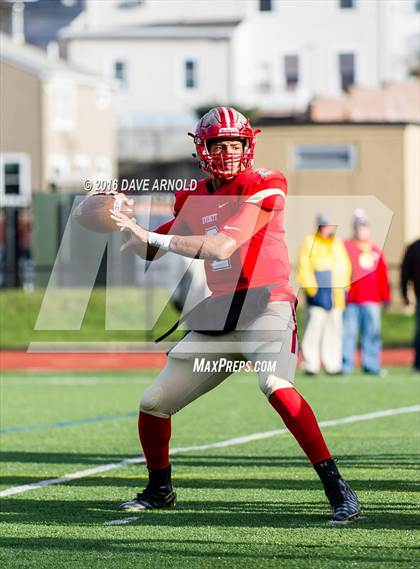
[218,128,240,135]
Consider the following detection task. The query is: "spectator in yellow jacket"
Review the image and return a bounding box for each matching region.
[296,212,351,375]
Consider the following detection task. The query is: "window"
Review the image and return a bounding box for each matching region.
[114,61,127,85]
[339,53,355,91]
[284,55,299,90]
[294,144,357,170]
[185,60,197,89]
[0,153,31,207]
[259,0,272,11]
[339,0,355,8]
[257,61,272,93]
[4,163,20,195]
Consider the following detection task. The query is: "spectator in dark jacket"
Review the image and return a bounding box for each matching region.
[343,209,390,375]
[401,238,420,373]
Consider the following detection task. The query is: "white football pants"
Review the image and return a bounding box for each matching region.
[301,306,343,374]
[140,301,298,418]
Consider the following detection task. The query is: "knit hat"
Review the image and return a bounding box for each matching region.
[353,208,369,226]
[316,212,331,226]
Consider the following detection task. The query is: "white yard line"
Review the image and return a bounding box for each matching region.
[1,405,418,500]
[104,516,141,526]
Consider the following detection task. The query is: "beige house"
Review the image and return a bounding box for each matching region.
[0,33,115,206]
[255,122,420,305]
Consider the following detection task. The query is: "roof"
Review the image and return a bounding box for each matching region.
[59,20,241,41]
[310,82,420,124]
[256,119,420,127]
[0,32,109,84]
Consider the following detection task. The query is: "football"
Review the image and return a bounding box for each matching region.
[73,192,133,233]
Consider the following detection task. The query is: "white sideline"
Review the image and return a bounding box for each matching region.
[1,405,419,499]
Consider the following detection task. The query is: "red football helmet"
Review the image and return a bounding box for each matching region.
[189,106,260,180]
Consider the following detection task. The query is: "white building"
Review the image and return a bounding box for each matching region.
[59,0,420,161]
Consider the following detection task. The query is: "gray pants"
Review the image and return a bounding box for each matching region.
[140,302,298,418]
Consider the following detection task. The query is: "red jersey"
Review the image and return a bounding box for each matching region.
[154,168,295,302]
[344,239,390,303]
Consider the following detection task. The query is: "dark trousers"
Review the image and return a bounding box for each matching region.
[415,300,420,371]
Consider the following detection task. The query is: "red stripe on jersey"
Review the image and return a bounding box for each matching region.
[291,329,297,354]
[291,303,298,354]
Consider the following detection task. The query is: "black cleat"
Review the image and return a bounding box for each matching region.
[325,478,362,525]
[119,482,177,512]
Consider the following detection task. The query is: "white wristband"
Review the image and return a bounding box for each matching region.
[148,232,174,251]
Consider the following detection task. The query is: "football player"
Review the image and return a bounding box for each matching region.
[110,107,361,524]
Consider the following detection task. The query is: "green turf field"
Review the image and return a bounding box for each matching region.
[0,288,414,348]
[1,368,419,568]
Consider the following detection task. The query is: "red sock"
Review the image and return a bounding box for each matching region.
[269,388,332,465]
[138,411,171,470]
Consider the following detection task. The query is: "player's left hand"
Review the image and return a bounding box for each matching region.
[109,210,149,247]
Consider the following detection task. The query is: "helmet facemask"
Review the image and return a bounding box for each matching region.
[204,138,250,180]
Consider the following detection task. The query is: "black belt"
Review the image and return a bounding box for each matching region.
[155,286,271,343]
